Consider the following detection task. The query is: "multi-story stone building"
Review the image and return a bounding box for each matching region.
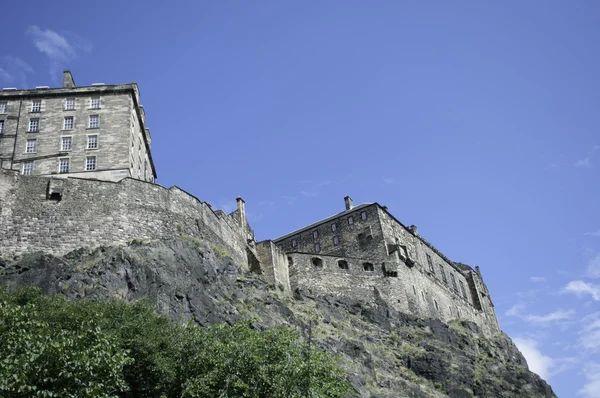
[0,71,156,182]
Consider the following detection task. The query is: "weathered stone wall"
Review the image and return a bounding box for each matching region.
[0,170,248,267]
[256,240,291,293]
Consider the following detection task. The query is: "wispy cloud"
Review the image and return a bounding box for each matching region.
[25,26,91,82]
[300,190,318,198]
[563,281,600,301]
[506,304,575,325]
[586,253,600,278]
[580,362,600,398]
[583,230,600,238]
[530,276,546,283]
[0,56,34,88]
[513,338,554,379]
[575,145,600,168]
[382,177,395,185]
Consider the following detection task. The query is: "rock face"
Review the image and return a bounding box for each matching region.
[0,239,556,398]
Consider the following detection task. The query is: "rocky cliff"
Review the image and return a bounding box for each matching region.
[0,238,556,398]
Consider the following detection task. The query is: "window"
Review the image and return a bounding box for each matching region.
[28,118,39,132]
[291,239,297,248]
[58,158,70,173]
[348,216,354,225]
[87,135,98,149]
[361,211,367,221]
[315,243,321,252]
[287,256,293,266]
[459,281,467,299]
[63,116,74,130]
[90,97,100,109]
[312,230,319,239]
[25,139,36,153]
[434,299,439,311]
[312,257,323,267]
[31,100,41,112]
[439,264,447,284]
[331,223,337,232]
[0,120,3,134]
[421,291,425,301]
[333,235,340,245]
[0,103,6,113]
[450,273,458,292]
[65,98,75,110]
[21,161,33,175]
[61,136,72,151]
[89,115,99,128]
[338,260,349,270]
[426,254,434,273]
[85,156,97,171]
[413,285,417,295]
[363,262,374,272]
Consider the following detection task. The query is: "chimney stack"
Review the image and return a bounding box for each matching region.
[344,196,354,210]
[236,197,246,229]
[62,70,76,89]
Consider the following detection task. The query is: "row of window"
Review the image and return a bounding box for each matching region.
[426,253,468,300]
[290,210,369,248]
[0,98,101,114]
[24,115,100,133]
[23,135,98,154]
[21,156,98,175]
[309,257,374,272]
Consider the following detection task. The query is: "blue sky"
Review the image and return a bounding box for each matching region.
[1,2,599,396]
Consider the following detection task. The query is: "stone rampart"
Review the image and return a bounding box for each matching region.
[0,170,250,267]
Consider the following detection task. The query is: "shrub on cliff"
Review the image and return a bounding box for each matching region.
[0,287,350,398]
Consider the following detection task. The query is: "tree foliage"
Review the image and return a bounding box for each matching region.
[0,287,350,398]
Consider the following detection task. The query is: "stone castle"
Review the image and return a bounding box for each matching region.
[0,72,500,336]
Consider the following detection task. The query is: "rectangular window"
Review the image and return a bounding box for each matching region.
[426,254,434,273]
[0,120,3,134]
[291,238,297,248]
[28,118,39,132]
[58,158,70,173]
[63,116,74,130]
[312,230,319,239]
[348,216,354,225]
[25,139,36,153]
[65,98,75,110]
[361,211,367,220]
[85,156,97,171]
[333,235,340,245]
[87,135,98,149]
[450,273,458,292]
[331,223,337,232]
[89,115,99,128]
[315,243,321,252]
[61,136,72,151]
[459,281,467,299]
[90,97,100,109]
[21,161,33,175]
[439,264,447,284]
[0,103,6,113]
[31,100,41,112]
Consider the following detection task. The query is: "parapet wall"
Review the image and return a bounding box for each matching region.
[288,252,499,336]
[0,170,249,267]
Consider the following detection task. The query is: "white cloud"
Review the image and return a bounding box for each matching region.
[579,362,600,398]
[382,177,395,185]
[505,304,525,317]
[584,230,600,237]
[0,68,11,82]
[300,190,317,197]
[513,338,554,380]
[530,276,546,283]
[579,313,600,353]
[563,281,600,301]
[25,26,91,81]
[586,254,600,278]
[576,158,591,168]
[0,56,34,88]
[505,304,575,325]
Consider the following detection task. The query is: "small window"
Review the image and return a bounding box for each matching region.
[85,156,97,171]
[21,161,33,175]
[459,281,467,299]
[450,273,458,292]
[87,135,98,149]
[312,230,319,239]
[291,239,297,248]
[58,158,70,173]
[312,257,323,267]
[434,299,439,311]
[89,115,99,128]
[426,254,434,273]
[348,216,354,225]
[363,262,374,272]
[28,118,39,132]
[333,235,340,245]
[361,211,367,221]
[315,243,321,252]
[25,139,36,153]
[90,97,100,109]
[61,136,72,151]
[331,223,337,232]
[338,260,349,270]
[0,103,6,113]
[287,256,293,266]
[421,291,425,301]
[63,116,74,130]
[65,98,75,110]
[412,285,417,295]
[31,100,41,112]
[0,120,4,134]
[439,264,447,284]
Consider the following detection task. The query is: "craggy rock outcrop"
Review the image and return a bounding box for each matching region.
[0,239,556,398]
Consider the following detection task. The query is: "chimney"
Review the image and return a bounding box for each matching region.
[344,196,354,210]
[408,225,419,236]
[62,70,76,89]
[236,197,246,229]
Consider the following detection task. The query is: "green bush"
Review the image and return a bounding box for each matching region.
[0,287,350,398]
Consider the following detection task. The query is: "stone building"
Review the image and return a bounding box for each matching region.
[265,196,500,335]
[0,71,156,182]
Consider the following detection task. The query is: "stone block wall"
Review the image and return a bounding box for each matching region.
[256,240,291,293]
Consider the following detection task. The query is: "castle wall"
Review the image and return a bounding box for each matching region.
[0,170,249,267]
[256,240,291,293]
